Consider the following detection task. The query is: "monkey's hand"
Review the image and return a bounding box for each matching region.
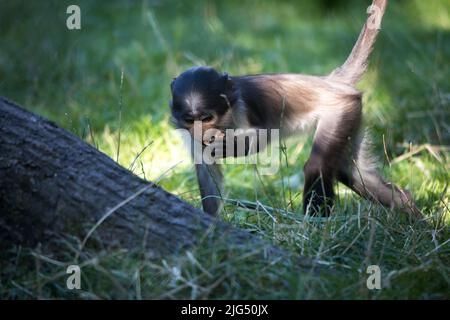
[204,129,266,159]
[202,129,225,146]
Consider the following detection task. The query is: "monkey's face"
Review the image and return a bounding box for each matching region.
[170,66,235,145]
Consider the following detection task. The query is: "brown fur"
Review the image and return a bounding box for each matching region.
[170,0,423,219]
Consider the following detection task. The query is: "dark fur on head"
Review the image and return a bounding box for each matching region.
[170,66,236,130]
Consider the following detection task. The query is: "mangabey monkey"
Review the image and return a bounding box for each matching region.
[169,0,422,219]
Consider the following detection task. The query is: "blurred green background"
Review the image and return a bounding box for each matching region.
[0,0,449,299]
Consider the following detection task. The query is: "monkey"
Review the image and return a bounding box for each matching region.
[169,0,423,219]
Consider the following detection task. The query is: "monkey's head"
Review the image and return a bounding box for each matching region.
[169,66,236,142]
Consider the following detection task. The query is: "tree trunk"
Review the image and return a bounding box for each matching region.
[0,97,314,268]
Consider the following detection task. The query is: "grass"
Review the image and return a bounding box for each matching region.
[0,0,449,299]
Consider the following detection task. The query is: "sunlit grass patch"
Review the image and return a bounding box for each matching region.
[0,0,448,299]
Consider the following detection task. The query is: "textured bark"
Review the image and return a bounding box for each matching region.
[0,97,315,269]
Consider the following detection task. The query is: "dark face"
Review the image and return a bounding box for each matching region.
[169,66,234,134]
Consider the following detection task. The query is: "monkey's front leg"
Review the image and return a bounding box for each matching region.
[196,128,266,215]
[190,137,224,215]
[195,163,223,215]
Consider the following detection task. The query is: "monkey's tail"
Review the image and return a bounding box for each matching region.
[329,0,388,85]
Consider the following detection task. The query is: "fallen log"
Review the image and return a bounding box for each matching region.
[0,96,315,269]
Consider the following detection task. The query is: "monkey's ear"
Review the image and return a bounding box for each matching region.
[170,77,176,92]
[221,72,233,91]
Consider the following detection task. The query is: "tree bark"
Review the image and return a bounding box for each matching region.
[0,97,314,268]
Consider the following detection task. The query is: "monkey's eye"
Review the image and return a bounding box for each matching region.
[184,116,195,124]
[200,114,214,122]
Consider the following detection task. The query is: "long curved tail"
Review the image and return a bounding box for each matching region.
[329,0,388,85]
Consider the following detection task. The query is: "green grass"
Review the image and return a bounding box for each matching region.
[0,0,449,299]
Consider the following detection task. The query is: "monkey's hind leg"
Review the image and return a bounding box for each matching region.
[337,135,423,220]
[303,94,363,216]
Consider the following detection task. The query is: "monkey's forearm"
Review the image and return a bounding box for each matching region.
[206,129,270,158]
[195,163,223,215]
